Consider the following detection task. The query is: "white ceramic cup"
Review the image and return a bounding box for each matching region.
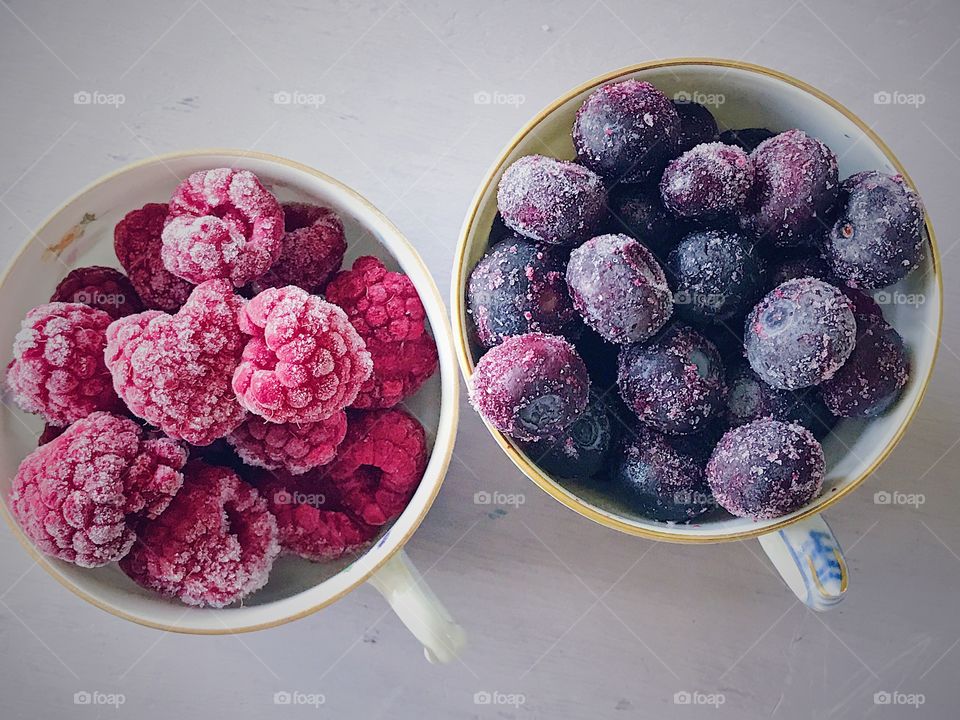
[452,59,942,611]
[0,150,466,661]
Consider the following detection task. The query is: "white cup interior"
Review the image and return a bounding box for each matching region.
[456,62,941,541]
[0,151,458,631]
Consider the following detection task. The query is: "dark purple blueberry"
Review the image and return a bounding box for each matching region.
[741,129,839,248]
[573,80,681,184]
[574,326,620,392]
[471,333,590,441]
[820,314,909,417]
[467,238,581,348]
[617,324,726,434]
[566,233,673,344]
[666,418,725,465]
[667,229,765,324]
[497,154,606,246]
[660,143,754,219]
[822,171,925,289]
[706,419,824,519]
[613,425,716,522]
[770,253,834,286]
[606,184,682,256]
[725,363,837,438]
[521,393,612,479]
[745,278,857,390]
[718,127,775,153]
[699,318,746,364]
[672,100,718,154]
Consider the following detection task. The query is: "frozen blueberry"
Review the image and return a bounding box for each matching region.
[606,185,682,256]
[521,393,612,479]
[725,363,837,438]
[566,233,673,344]
[820,314,909,417]
[668,229,765,324]
[672,100,719,154]
[618,324,726,434]
[497,154,607,246]
[575,326,620,393]
[666,418,725,465]
[573,80,681,183]
[612,425,716,522]
[745,277,857,390]
[471,333,590,441]
[741,129,839,247]
[660,142,754,219]
[706,419,825,519]
[718,127,775,153]
[467,238,581,348]
[770,253,834,286]
[822,171,925,289]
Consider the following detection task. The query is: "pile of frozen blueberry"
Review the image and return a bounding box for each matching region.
[468,79,923,523]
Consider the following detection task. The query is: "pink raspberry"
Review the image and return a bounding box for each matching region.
[251,203,346,295]
[105,280,248,446]
[325,256,438,408]
[50,266,144,319]
[324,408,427,526]
[6,302,121,426]
[114,203,194,312]
[162,169,284,287]
[226,411,347,475]
[10,412,187,567]
[120,462,279,607]
[233,286,373,424]
[255,470,377,562]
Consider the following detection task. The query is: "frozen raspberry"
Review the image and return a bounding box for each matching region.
[226,411,347,475]
[233,286,372,423]
[823,171,925,289]
[471,333,590,441]
[497,155,606,246]
[105,280,248,445]
[114,203,194,312]
[324,408,428,526]
[120,462,279,607]
[573,80,681,183]
[519,393,612,480]
[612,424,715,523]
[566,234,673,344]
[718,127,775,153]
[10,412,187,567]
[606,185,683,256]
[668,230,765,324]
[745,278,857,390]
[618,324,726,434]
[672,100,719,154]
[741,130,839,247]
[251,203,346,295]
[255,470,378,561]
[162,169,284,287]
[50,266,144,319]
[820,314,909,417]
[706,419,824,519]
[466,238,581,349]
[6,302,120,426]
[661,143,754,219]
[325,256,438,408]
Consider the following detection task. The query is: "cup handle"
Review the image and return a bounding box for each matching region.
[757,514,848,611]
[368,549,467,663]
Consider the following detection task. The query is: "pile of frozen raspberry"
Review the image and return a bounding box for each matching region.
[469,80,924,522]
[5,167,437,607]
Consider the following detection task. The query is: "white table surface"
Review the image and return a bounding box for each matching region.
[1,1,959,717]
